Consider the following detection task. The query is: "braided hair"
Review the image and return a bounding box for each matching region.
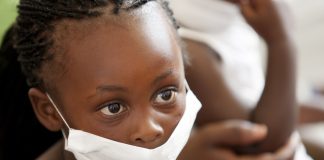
[14,0,178,90]
[0,25,62,160]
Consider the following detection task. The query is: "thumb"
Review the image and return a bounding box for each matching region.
[199,120,267,147]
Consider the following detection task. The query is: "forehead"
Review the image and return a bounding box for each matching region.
[48,2,183,97]
[53,2,177,50]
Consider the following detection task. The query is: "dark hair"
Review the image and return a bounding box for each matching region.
[1,1,179,159]
[14,0,178,90]
[0,25,61,160]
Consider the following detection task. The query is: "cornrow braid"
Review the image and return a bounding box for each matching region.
[14,0,178,89]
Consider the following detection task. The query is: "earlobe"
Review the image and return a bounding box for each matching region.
[28,88,63,132]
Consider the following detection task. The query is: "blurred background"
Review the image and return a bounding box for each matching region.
[291,1,324,159]
[0,0,18,44]
[292,0,324,97]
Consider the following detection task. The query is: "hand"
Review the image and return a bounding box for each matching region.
[239,132,299,160]
[178,120,297,160]
[178,120,267,160]
[236,0,288,43]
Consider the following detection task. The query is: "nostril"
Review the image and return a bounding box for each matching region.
[135,137,143,142]
[134,132,163,145]
[131,117,164,147]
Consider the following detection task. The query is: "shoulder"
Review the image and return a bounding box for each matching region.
[183,38,222,78]
[183,38,222,63]
[37,139,64,160]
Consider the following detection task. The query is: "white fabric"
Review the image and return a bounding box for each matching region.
[171,0,265,108]
[295,142,313,160]
[47,89,202,160]
[170,0,313,159]
[178,28,265,109]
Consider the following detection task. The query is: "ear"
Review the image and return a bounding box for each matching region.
[28,88,63,132]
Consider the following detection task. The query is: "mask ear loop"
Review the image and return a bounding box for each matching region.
[184,80,190,93]
[45,93,71,140]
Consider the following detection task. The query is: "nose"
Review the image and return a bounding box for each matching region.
[130,115,164,148]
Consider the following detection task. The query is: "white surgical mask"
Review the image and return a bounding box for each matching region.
[46,88,201,160]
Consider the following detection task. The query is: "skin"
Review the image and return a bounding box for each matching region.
[179,120,295,160]
[29,3,186,159]
[185,0,297,154]
[298,86,324,124]
[26,1,295,160]
[299,104,324,124]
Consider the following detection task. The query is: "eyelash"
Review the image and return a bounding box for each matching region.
[98,86,179,118]
[100,102,126,115]
[152,87,178,106]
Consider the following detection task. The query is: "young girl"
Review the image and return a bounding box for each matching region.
[6,0,298,159]
[11,0,202,159]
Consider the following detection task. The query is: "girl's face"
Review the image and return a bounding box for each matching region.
[32,3,186,149]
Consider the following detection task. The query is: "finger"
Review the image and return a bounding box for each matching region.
[207,148,237,160]
[251,0,275,12]
[200,120,267,147]
[224,0,240,4]
[238,133,300,160]
[274,132,299,159]
[239,153,274,160]
[239,0,256,18]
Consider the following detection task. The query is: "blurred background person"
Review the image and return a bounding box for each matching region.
[170,0,322,159]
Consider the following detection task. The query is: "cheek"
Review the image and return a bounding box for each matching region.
[161,94,186,136]
[66,93,186,144]
[87,118,133,143]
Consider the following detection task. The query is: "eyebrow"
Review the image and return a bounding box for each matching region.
[87,69,174,100]
[87,85,127,100]
[152,69,174,86]
[96,85,127,93]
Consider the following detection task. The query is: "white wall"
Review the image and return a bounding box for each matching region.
[292,0,324,98]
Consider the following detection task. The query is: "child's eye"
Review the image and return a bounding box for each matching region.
[100,103,126,116]
[154,89,177,105]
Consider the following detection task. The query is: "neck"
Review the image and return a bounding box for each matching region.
[63,150,77,160]
[57,139,76,160]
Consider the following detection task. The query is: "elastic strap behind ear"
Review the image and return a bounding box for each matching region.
[45,93,71,130]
